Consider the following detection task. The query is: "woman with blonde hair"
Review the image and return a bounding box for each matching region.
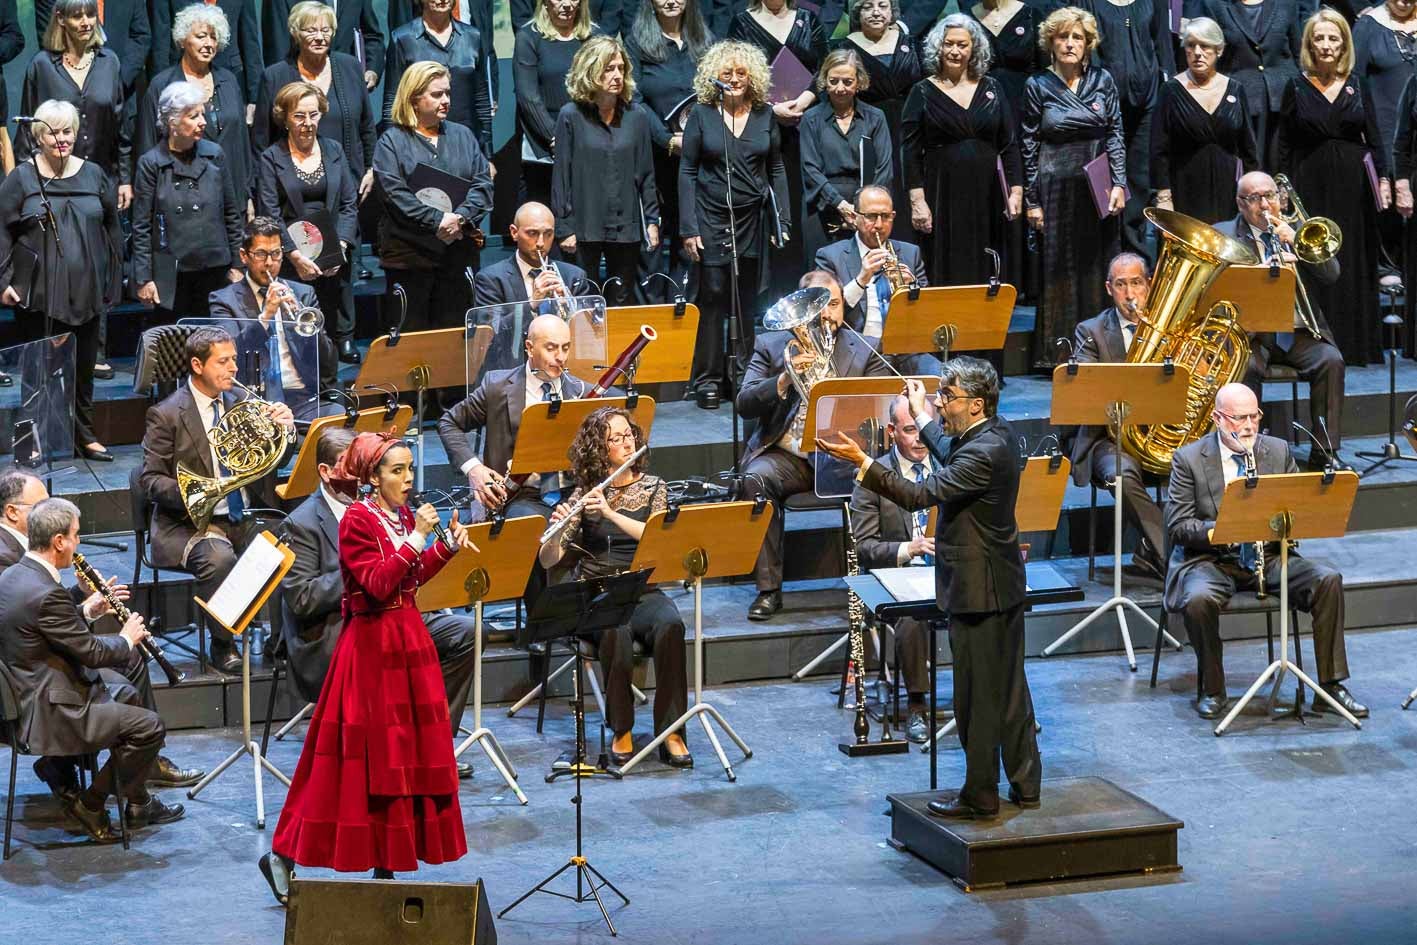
[679,39,789,406]
[553,36,660,307]
[515,0,603,205]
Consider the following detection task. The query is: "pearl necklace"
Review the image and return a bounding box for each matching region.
[64,50,93,71]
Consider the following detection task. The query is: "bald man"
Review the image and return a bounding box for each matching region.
[1164,383,1365,721]
[473,202,589,308]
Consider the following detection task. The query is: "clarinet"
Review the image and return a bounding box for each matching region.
[1243,450,1267,599]
[72,553,185,687]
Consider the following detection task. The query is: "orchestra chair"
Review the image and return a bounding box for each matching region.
[1260,364,1304,447]
[507,638,648,735]
[129,466,206,674]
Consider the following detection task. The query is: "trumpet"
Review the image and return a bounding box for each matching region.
[873,232,917,293]
[536,251,576,320]
[270,280,323,337]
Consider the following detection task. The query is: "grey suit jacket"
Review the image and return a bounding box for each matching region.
[437,365,593,477]
[277,492,345,703]
[849,450,915,571]
[813,237,929,333]
[1068,307,1130,485]
[1163,432,1298,609]
[1210,213,1339,352]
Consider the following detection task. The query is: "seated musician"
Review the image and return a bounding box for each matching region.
[1165,382,1366,721]
[539,405,691,768]
[738,270,892,622]
[813,184,933,374]
[277,426,476,777]
[848,395,937,743]
[1068,252,1167,580]
[0,499,186,843]
[209,217,339,423]
[139,327,297,673]
[1211,172,1348,470]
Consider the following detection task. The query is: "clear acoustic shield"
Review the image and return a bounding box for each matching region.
[464,294,608,397]
[811,392,898,499]
[179,313,324,423]
[0,333,77,472]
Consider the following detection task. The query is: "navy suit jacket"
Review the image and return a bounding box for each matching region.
[208,278,334,393]
[813,236,929,333]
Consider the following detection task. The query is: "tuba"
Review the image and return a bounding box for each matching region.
[177,378,295,531]
[1117,208,1259,474]
[763,285,836,402]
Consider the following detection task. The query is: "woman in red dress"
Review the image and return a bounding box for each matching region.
[260,432,477,901]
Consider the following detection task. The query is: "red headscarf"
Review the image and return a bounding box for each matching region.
[329,430,404,499]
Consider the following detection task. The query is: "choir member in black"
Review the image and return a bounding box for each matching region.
[131,81,244,324]
[384,0,496,157]
[1393,62,1417,352]
[904,15,1022,290]
[1353,0,1417,267]
[262,0,383,89]
[513,0,626,41]
[31,1,149,104]
[837,0,923,245]
[1277,9,1389,365]
[680,41,791,404]
[0,100,121,463]
[1151,17,1259,223]
[799,48,894,261]
[553,36,661,307]
[374,63,493,335]
[539,406,692,768]
[1022,7,1126,371]
[137,5,252,212]
[1185,0,1307,167]
[152,0,262,104]
[0,3,24,160]
[625,0,714,302]
[255,82,359,359]
[965,0,1044,112]
[515,0,601,208]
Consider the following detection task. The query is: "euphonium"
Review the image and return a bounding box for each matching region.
[177,377,295,531]
[1117,209,1259,474]
[763,285,836,403]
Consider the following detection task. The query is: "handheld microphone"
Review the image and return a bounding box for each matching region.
[410,492,453,549]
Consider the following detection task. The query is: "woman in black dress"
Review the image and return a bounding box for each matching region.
[800,48,894,261]
[1353,0,1417,269]
[1389,68,1417,353]
[1278,9,1389,365]
[138,4,252,211]
[1152,16,1258,223]
[552,36,661,307]
[1021,6,1125,371]
[625,0,715,302]
[515,0,601,207]
[0,100,120,462]
[680,40,790,404]
[539,405,691,768]
[905,15,1021,287]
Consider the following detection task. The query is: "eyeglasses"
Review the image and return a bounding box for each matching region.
[1238,191,1280,205]
[606,432,636,446]
[856,211,895,223]
[299,26,333,36]
[246,249,284,261]
[1216,409,1263,424]
[935,388,972,405]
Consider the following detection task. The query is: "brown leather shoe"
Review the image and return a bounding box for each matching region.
[63,794,120,844]
[147,755,204,788]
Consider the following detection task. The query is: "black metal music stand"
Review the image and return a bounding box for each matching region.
[499,569,651,936]
[1356,299,1417,474]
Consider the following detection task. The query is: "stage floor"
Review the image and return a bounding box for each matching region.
[4,627,1417,945]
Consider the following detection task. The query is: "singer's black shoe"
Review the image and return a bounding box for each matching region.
[337,338,362,364]
[1008,786,1042,810]
[259,851,295,906]
[905,711,930,745]
[1313,682,1368,719]
[748,590,781,621]
[33,757,79,802]
[92,362,115,380]
[457,762,474,779]
[80,445,114,462]
[927,793,999,820]
[63,794,120,843]
[657,744,693,768]
[125,794,186,828]
[148,755,204,788]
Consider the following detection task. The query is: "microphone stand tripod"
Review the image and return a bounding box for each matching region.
[1355,291,1417,474]
[708,86,744,477]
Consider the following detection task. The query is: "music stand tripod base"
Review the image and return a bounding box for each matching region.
[453,600,528,804]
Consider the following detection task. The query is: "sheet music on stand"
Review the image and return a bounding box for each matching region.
[203,534,289,633]
[874,566,1032,604]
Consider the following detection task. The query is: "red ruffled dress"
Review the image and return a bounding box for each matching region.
[272,497,467,872]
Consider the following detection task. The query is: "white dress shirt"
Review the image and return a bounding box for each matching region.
[1120,317,1138,353]
[517,252,539,301]
[248,276,304,392]
[1217,429,1251,485]
[841,234,887,338]
[893,447,932,566]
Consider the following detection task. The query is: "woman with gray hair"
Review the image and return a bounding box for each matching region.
[152,0,262,102]
[136,3,252,211]
[1151,16,1257,222]
[903,15,1022,287]
[130,80,245,326]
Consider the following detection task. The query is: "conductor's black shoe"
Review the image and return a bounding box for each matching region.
[125,794,185,828]
[147,755,203,788]
[1313,682,1368,718]
[259,852,294,906]
[63,794,119,843]
[905,711,929,744]
[80,445,114,462]
[456,762,474,779]
[1195,694,1228,719]
[209,642,242,675]
[657,744,693,768]
[0,372,11,387]
[337,338,362,364]
[1008,786,1041,809]
[747,590,781,621]
[92,362,115,380]
[33,757,79,802]
[927,794,999,820]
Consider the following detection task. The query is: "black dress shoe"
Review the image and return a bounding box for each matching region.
[695,385,721,409]
[1124,552,1166,582]
[926,793,999,820]
[1196,694,1228,720]
[33,757,79,802]
[905,711,929,745]
[91,362,115,380]
[456,762,474,780]
[609,747,635,766]
[657,744,693,768]
[1313,682,1369,718]
[337,338,362,364]
[259,851,294,906]
[63,794,119,843]
[747,590,781,621]
[80,445,115,463]
[148,755,204,788]
[125,794,185,828]
[0,372,11,387]
[209,644,242,675]
[1008,786,1041,809]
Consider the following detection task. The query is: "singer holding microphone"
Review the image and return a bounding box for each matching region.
[261,431,478,902]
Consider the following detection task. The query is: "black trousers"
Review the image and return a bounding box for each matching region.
[1171,555,1349,699]
[739,446,815,592]
[423,611,478,738]
[1245,333,1346,450]
[690,257,760,391]
[594,589,688,739]
[1119,94,1155,262]
[1086,440,1166,567]
[17,310,100,446]
[575,240,641,307]
[146,265,232,328]
[873,616,930,698]
[382,262,474,334]
[949,605,1042,811]
[184,516,258,647]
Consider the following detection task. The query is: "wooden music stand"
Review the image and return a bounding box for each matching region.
[354,325,493,489]
[187,531,295,828]
[565,303,700,385]
[614,501,773,779]
[510,396,656,475]
[801,377,934,450]
[1043,364,1192,669]
[878,285,1015,361]
[417,516,543,804]
[1196,264,1297,333]
[275,405,414,501]
[1211,471,1362,735]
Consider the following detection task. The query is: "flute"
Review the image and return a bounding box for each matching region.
[539,445,649,545]
[72,553,185,687]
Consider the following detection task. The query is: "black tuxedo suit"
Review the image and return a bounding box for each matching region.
[208,278,335,416]
[277,491,476,727]
[1164,432,1348,697]
[737,327,891,592]
[1211,214,1346,449]
[471,255,590,370]
[860,414,1041,811]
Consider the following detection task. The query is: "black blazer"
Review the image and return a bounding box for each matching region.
[1068,306,1130,485]
[0,557,135,757]
[252,53,378,183]
[849,450,915,571]
[0,527,22,568]
[130,140,244,280]
[136,64,253,207]
[471,254,590,307]
[255,136,360,250]
[1211,212,1339,356]
[813,236,929,333]
[736,327,890,465]
[277,491,345,703]
[151,0,263,102]
[437,364,592,476]
[861,414,1027,616]
[1192,0,1308,116]
[34,0,149,91]
[262,0,384,78]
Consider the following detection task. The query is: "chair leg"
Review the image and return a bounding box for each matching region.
[1290,382,1299,446]
[260,663,282,759]
[1087,484,1097,583]
[535,644,556,735]
[1291,609,1306,710]
[113,763,128,851]
[4,744,17,861]
[1149,609,1168,689]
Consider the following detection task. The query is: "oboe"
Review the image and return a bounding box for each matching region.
[72,553,185,687]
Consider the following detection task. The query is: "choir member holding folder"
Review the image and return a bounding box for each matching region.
[1021,6,1125,371]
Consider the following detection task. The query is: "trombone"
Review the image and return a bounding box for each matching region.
[1267,175,1340,340]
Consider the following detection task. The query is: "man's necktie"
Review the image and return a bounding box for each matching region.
[212,400,245,521]
[540,382,561,506]
[874,270,892,317]
[911,462,934,565]
[1233,454,1254,570]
